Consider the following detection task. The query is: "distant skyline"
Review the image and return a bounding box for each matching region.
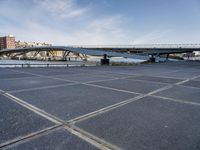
[0,0,200,45]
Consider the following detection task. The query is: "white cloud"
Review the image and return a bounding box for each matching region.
[1,16,125,45]
[0,0,183,45]
[36,0,90,19]
[65,15,130,45]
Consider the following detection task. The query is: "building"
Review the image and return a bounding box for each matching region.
[15,40,51,48]
[0,35,16,50]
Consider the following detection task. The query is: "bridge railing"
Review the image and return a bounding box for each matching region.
[67,44,200,49]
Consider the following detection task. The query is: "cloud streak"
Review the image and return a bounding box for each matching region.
[1,0,199,45]
[36,0,90,19]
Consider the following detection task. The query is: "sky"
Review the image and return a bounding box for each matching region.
[0,0,200,45]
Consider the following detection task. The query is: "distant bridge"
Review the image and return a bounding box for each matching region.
[0,44,200,62]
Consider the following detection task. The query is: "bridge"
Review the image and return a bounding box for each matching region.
[0,44,200,63]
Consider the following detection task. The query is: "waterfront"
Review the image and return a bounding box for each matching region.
[0,57,145,68]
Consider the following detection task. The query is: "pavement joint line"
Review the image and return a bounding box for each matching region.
[68,86,174,124]
[1,87,122,149]
[7,69,80,84]
[176,75,200,85]
[51,73,96,78]
[64,125,120,150]
[0,125,62,149]
[52,72,117,79]
[83,74,141,84]
[2,92,64,124]
[150,75,186,80]
[151,95,200,107]
[0,89,5,94]
[1,69,135,86]
[77,68,138,76]
[84,78,125,84]
[7,67,189,85]
[87,69,188,76]
[83,72,135,79]
[176,84,200,90]
[79,66,189,79]
[8,68,139,85]
[147,85,173,95]
[83,83,141,95]
[68,74,200,124]
[67,95,144,124]
[124,78,170,85]
[129,74,185,81]
[8,82,79,93]
[0,76,41,81]
[151,69,185,76]
[3,66,200,149]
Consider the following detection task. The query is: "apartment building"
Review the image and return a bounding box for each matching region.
[0,35,16,50]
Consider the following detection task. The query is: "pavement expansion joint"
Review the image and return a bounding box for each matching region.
[176,75,200,85]
[67,73,200,125]
[1,87,121,149]
[0,125,62,149]
[83,83,141,95]
[152,95,200,106]
[146,74,186,80]
[67,95,144,125]
[152,69,185,76]
[84,76,131,84]
[65,125,120,150]
[8,82,79,93]
[2,91,64,124]
[125,78,170,85]
[8,68,80,84]
[0,76,41,81]
[2,63,199,150]
[177,84,200,90]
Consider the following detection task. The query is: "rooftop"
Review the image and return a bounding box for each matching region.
[0,61,200,150]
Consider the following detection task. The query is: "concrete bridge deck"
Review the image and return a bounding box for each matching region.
[0,61,200,150]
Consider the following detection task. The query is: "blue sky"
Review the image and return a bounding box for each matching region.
[0,0,200,45]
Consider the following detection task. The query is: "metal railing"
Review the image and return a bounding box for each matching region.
[67,44,200,49]
[0,63,95,68]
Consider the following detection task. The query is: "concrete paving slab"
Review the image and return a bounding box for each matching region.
[11,84,137,121]
[154,85,200,103]
[0,77,72,92]
[128,75,183,84]
[4,128,99,150]
[0,95,55,145]
[90,79,167,94]
[77,96,200,150]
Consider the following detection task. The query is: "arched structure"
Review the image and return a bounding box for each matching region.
[0,44,200,62]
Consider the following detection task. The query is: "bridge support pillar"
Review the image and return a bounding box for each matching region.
[149,55,156,62]
[101,54,110,65]
[166,54,169,61]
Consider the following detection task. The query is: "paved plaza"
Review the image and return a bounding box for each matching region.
[0,61,200,150]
